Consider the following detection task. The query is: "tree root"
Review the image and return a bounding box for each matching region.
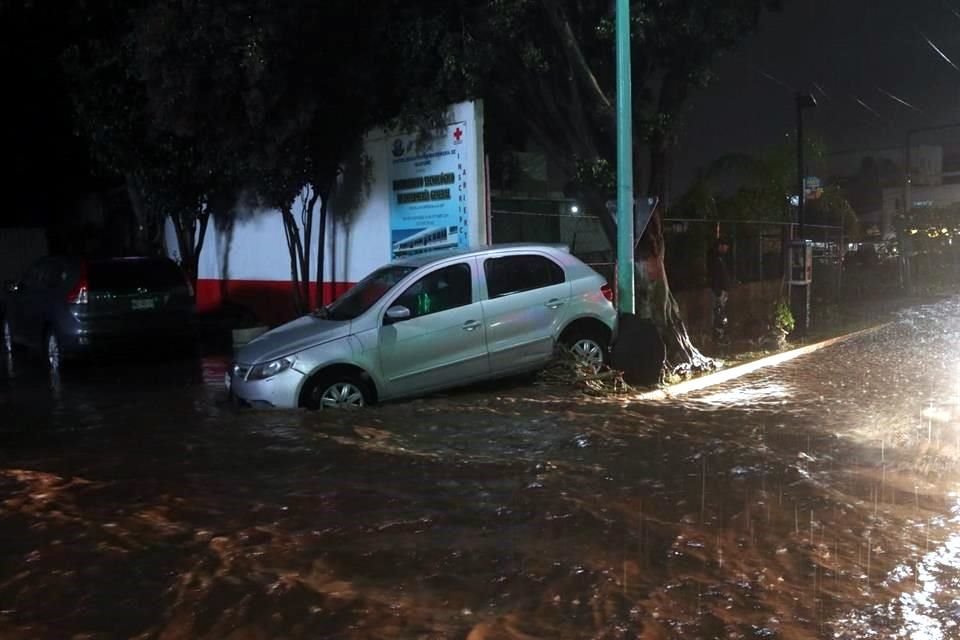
[536,347,635,396]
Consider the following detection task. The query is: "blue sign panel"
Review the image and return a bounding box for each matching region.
[389,123,469,259]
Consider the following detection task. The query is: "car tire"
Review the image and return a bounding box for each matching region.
[301,370,374,410]
[1,318,12,354]
[45,330,62,371]
[560,327,609,371]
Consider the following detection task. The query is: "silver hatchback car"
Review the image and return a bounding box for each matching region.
[227,244,618,409]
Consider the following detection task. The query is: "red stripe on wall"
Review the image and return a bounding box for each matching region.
[195,279,354,327]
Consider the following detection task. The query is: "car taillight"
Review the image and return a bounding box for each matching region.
[67,261,89,305]
[601,283,614,302]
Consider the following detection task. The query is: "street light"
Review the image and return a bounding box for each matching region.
[796,92,817,239]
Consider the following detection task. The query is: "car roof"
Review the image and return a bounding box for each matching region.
[392,243,570,269]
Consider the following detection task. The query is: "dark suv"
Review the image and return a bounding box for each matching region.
[1,257,195,368]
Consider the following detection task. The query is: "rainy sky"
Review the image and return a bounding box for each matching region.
[677,0,960,188]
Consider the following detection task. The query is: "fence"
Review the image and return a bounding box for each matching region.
[490,208,844,298]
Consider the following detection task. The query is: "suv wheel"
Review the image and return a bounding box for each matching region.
[302,371,373,410]
[45,331,62,371]
[1,319,11,354]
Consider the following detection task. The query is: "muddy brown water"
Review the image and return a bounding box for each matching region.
[2,299,960,639]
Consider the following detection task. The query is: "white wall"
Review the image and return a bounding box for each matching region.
[165,100,486,287]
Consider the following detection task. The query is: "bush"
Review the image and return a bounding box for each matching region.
[772,299,795,334]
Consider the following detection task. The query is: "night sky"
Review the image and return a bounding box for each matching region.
[3,0,960,223]
[679,0,960,186]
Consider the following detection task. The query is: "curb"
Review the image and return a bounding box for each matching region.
[636,322,893,400]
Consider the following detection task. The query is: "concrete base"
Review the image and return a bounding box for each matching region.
[611,315,665,387]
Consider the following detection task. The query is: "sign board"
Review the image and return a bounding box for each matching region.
[804,176,823,201]
[388,124,470,259]
[604,196,659,245]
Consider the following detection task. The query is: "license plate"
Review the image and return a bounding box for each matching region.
[131,298,156,311]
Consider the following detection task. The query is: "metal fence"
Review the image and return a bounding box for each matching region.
[490,208,844,301]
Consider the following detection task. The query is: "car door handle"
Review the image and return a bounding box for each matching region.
[545,299,565,309]
[462,320,482,332]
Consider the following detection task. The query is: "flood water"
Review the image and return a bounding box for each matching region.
[2,299,960,639]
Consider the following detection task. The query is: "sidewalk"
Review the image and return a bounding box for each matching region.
[672,291,951,392]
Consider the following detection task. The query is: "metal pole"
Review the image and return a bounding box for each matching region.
[615,0,635,314]
[905,132,912,219]
[904,132,913,293]
[796,94,806,239]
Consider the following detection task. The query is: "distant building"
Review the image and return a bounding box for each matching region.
[825,144,960,240]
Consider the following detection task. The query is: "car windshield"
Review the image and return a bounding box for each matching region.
[322,265,416,321]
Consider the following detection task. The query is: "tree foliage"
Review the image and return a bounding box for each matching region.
[676,139,857,234]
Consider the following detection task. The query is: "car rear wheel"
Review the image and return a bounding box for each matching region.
[560,329,608,372]
[45,331,62,371]
[302,371,373,410]
[1,319,11,354]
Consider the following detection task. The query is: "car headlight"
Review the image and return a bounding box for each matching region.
[247,357,295,381]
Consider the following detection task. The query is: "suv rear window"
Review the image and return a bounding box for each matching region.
[484,254,565,298]
[88,259,186,294]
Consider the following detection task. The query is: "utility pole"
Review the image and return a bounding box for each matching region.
[615,0,634,314]
[792,92,816,334]
[796,93,816,238]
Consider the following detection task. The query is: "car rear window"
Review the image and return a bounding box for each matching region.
[88,259,186,294]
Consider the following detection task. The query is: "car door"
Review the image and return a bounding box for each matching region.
[480,252,571,374]
[378,260,489,398]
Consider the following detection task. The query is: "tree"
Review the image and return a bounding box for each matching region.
[440,0,782,375]
[61,0,237,284]
[119,0,470,314]
[684,140,856,231]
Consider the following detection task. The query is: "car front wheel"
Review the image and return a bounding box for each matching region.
[302,370,374,410]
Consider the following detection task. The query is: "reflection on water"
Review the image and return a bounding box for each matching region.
[1,301,960,637]
[833,493,960,640]
[691,382,792,408]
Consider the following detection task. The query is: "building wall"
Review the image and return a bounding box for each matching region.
[882,182,960,232]
[165,101,486,325]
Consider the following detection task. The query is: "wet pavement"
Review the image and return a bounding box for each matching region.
[2,299,960,639]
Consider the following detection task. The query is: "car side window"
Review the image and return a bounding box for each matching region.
[484,254,565,298]
[391,263,472,320]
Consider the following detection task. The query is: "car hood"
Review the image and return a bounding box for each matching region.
[237,315,352,364]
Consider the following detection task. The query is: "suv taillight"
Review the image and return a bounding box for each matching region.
[601,283,614,302]
[67,261,89,305]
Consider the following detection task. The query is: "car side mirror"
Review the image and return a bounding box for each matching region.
[384,305,411,324]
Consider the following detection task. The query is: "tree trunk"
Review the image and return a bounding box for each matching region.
[280,205,305,314]
[300,188,321,310]
[644,135,714,377]
[124,174,150,255]
[586,135,714,378]
[170,212,201,286]
[315,188,331,308]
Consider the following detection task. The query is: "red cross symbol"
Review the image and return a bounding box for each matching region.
[453,127,463,142]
